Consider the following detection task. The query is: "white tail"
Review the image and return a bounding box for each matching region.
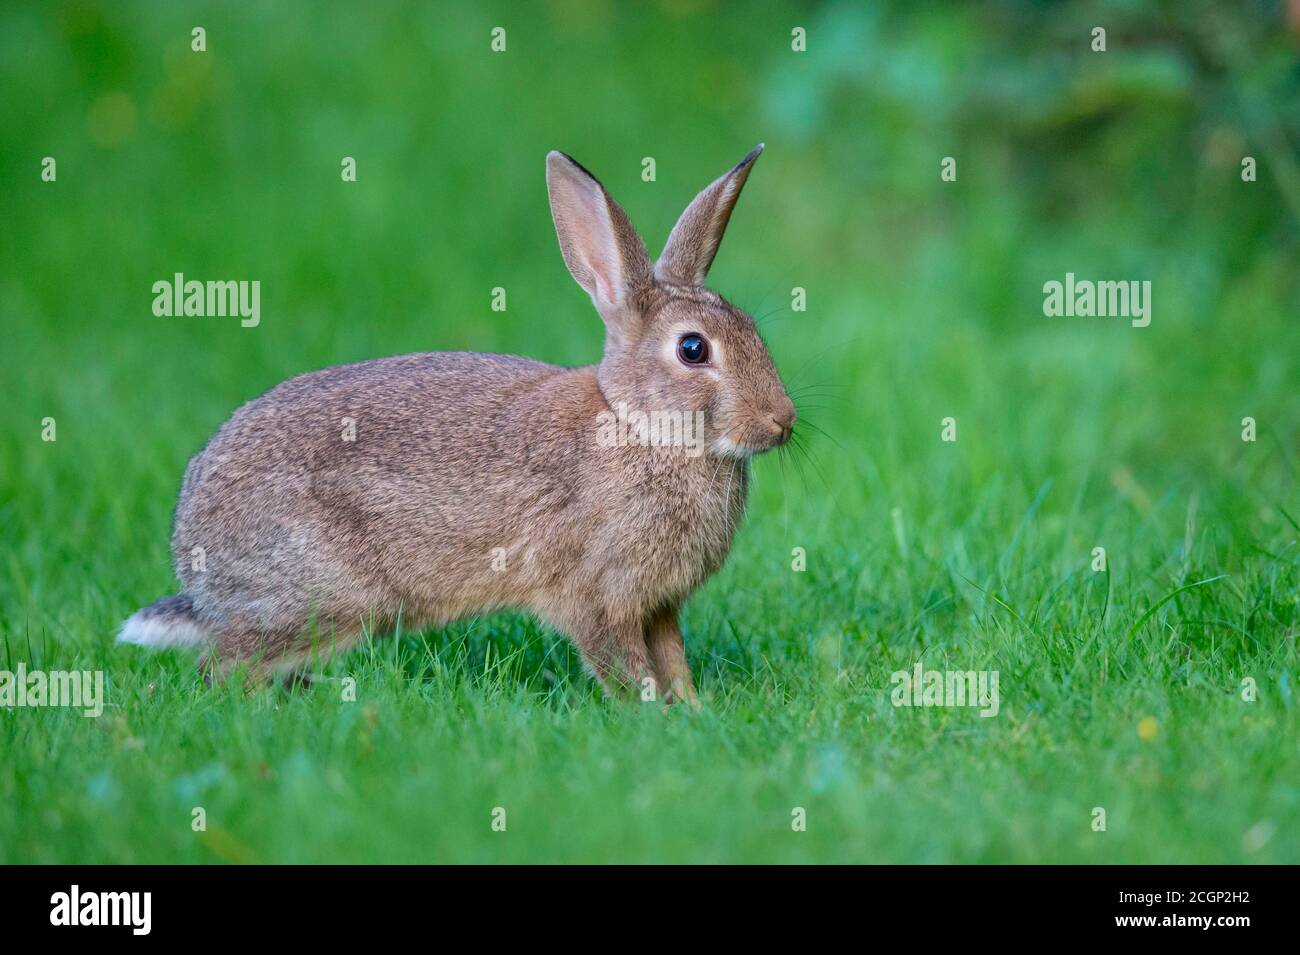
[117,594,209,649]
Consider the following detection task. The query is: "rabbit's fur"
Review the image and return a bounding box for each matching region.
[119,146,795,702]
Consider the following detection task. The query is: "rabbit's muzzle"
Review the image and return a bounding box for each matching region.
[717,395,796,457]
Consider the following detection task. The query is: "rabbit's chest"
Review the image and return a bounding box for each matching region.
[623,456,749,600]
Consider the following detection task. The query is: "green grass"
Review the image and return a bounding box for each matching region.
[2,1,1299,863]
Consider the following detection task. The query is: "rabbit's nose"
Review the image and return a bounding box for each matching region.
[767,400,797,442]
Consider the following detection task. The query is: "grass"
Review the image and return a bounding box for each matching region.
[1,1,1298,863]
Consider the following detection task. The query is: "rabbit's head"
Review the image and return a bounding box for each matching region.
[547,145,795,458]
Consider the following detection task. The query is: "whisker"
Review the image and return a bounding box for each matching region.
[789,383,846,399]
[704,446,729,502]
[753,307,795,331]
[787,430,833,496]
[722,456,738,539]
[794,418,844,452]
[784,337,867,392]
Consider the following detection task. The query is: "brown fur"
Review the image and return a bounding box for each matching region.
[121,146,794,703]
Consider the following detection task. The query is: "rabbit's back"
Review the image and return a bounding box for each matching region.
[172,352,593,635]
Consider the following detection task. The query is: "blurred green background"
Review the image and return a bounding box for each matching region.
[1,1,1298,863]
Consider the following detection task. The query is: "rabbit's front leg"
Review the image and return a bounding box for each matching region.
[566,612,655,700]
[646,609,699,708]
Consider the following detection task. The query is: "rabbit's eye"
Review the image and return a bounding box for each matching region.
[677,334,709,366]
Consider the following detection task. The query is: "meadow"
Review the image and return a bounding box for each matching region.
[1,1,1297,863]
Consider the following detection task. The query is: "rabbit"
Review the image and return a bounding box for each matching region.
[118,145,796,703]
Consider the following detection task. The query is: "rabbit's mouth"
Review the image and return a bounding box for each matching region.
[713,424,792,458]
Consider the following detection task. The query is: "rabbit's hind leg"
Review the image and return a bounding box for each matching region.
[197,626,312,690]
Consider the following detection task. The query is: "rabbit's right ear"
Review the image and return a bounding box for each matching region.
[546,151,654,331]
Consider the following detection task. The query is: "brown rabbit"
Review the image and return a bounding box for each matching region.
[118,145,795,703]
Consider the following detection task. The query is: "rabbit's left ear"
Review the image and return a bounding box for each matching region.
[656,144,763,287]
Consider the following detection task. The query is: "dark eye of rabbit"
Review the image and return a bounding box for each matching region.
[677,334,709,365]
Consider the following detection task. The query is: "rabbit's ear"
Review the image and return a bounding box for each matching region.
[546,151,654,324]
[656,144,763,287]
